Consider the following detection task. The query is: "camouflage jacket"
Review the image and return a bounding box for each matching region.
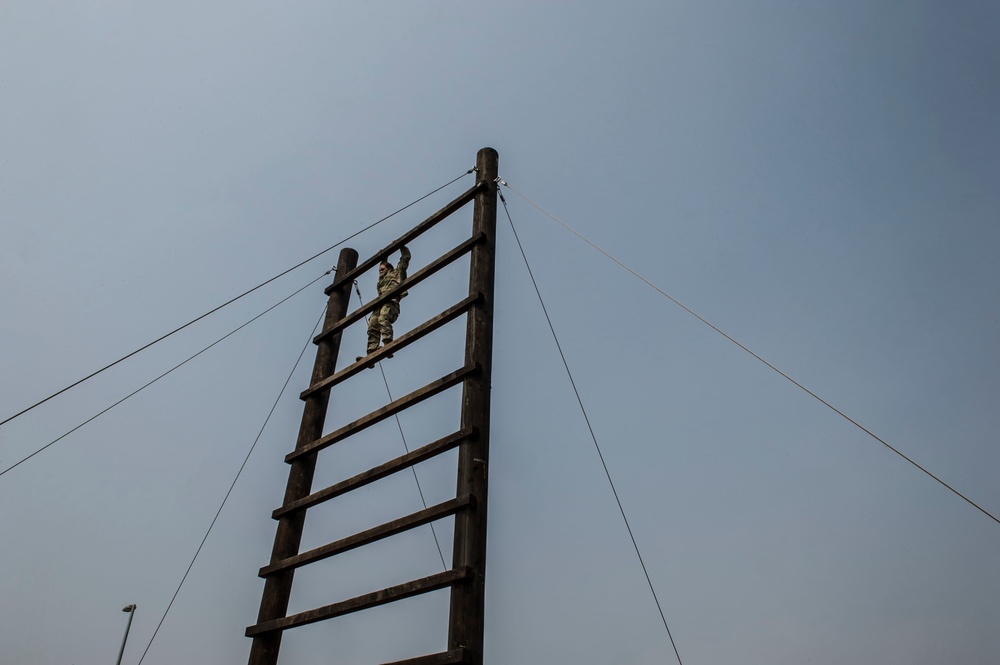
[377,246,410,300]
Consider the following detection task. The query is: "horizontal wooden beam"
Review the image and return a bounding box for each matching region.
[260,495,472,577]
[302,294,481,400]
[315,233,484,345]
[383,649,468,665]
[245,567,473,636]
[286,365,477,463]
[326,181,485,296]
[273,428,475,519]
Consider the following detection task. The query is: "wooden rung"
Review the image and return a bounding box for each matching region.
[382,648,469,665]
[286,364,478,463]
[273,428,475,519]
[245,567,473,636]
[325,182,484,296]
[260,495,472,577]
[315,232,485,345]
[301,294,482,400]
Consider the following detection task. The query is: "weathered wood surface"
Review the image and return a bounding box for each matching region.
[272,427,475,519]
[448,147,498,665]
[285,364,478,463]
[248,248,358,665]
[315,233,485,345]
[248,150,498,665]
[325,181,484,296]
[302,293,482,399]
[246,568,473,636]
[382,649,469,665]
[260,495,472,577]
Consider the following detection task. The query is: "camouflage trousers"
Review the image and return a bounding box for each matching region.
[367,301,400,353]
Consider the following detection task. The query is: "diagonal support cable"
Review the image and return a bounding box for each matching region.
[354,283,448,571]
[498,186,684,665]
[136,304,330,665]
[0,168,475,430]
[499,180,1000,528]
[1,270,333,478]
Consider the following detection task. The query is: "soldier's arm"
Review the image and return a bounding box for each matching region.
[396,246,411,274]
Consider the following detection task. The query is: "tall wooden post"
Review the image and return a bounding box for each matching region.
[249,247,359,665]
[448,147,498,663]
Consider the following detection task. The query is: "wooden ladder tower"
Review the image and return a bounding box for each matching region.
[246,148,499,665]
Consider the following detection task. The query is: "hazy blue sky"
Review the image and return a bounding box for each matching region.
[2,2,998,664]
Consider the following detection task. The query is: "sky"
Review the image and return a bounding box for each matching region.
[1,1,999,664]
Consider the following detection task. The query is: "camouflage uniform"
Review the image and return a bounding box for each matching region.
[367,246,410,354]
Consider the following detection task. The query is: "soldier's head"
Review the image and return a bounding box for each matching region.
[379,260,392,275]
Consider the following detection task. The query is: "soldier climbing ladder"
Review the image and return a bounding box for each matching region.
[247,148,499,665]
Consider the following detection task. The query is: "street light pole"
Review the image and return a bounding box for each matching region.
[115,604,137,665]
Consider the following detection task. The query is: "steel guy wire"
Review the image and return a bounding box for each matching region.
[0,269,333,478]
[0,168,475,430]
[353,282,448,571]
[498,186,685,665]
[498,179,1000,528]
[136,304,329,665]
